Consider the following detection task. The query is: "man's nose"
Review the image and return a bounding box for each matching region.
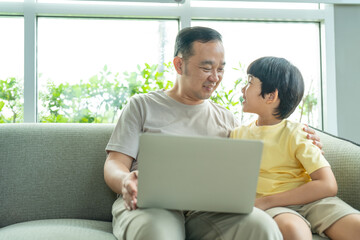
[209,70,221,82]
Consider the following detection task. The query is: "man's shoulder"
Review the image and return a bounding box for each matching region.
[207,100,233,114]
[132,90,164,99]
[130,90,166,104]
[207,100,239,126]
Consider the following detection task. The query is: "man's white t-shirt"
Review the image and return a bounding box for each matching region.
[106,90,239,171]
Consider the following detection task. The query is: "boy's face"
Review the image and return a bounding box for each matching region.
[241,75,268,115]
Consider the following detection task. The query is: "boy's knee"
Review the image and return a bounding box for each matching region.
[275,213,311,240]
[278,220,300,235]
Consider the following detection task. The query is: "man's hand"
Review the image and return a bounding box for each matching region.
[303,124,324,154]
[122,170,139,211]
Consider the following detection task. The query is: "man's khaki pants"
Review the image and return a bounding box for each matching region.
[112,198,283,240]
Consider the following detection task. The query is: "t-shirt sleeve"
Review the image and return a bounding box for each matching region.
[229,125,246,139]
[290,125,330,175]
[233,117,241,128]
[105,96,143,159]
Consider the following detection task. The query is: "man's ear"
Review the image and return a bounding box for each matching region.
[266,89,279,104]
[173,56,183,75]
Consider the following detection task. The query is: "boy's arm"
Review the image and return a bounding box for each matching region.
[255,166,338,211]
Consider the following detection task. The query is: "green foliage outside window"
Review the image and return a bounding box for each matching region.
[0,62,317,124]
[38,63,175,123]
[0,77,23,123]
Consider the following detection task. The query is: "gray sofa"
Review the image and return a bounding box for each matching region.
[0,123,359,240]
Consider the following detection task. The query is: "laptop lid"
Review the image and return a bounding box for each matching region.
[137,133,263,214]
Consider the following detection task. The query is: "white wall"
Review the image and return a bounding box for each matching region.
[334,5,360,144]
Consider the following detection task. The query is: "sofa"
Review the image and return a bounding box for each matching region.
[0,123,359,240]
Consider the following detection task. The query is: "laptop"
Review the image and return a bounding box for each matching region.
[136,133,263,214]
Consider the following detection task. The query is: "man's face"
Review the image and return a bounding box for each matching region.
[179,40,225,103]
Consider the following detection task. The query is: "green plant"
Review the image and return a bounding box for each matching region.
[0,61,319,126]
[211,62,247,121]
[39,62,174,123]
[299,79,318,125]
[0,77,23,123]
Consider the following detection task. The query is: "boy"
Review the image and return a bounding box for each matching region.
[230,57,360,240]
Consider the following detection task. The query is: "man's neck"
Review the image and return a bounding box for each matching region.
[165,86,204,105]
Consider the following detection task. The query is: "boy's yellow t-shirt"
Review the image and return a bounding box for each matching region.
[230,119,330,198]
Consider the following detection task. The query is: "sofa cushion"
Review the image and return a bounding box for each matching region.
[0,123,117,228]
[0,219,116,240]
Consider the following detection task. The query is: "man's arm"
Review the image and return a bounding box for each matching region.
[255,166,338,210]
[104,151,138,210]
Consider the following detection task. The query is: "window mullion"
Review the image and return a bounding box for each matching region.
[321,4,337,134]
[179,0,191,28]
[24,0,37,123]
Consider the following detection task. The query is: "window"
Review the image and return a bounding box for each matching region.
[37,17,177,123]
[0,0,337,133]
[0,17,24,123]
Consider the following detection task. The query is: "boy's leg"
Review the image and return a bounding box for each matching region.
[273,213,312,240]
[112,198,186,240]
[185,208,283,240]
[298,196,360,239]
[323,214,360,240]
[266,206,312,240]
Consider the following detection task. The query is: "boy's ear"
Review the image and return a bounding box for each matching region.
[266,89,279,104]
[173,56,183,75]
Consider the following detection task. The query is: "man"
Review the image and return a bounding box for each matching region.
[104,26,322,240]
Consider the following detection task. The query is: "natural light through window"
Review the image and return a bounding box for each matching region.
[0,0,329,128]
[0,17,24,123]
[37,18,178,123]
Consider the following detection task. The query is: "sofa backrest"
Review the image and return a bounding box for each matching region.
[317,130,360,211]
[0,123,117,228]
[1,124,358,228]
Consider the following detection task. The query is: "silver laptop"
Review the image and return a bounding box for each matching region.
[137,133,263,214]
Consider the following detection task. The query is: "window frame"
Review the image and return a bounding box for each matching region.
[0,0,337,134]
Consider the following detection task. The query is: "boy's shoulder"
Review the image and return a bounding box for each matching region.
[282,119,306,135]
[284,119,304,130]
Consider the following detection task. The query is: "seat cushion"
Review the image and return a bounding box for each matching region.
[0,219,116,240]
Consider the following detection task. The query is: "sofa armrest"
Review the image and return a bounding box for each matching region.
[316,130,360,211]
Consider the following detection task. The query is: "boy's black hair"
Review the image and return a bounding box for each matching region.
[247,56,305,119]
[174,26,222,60]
